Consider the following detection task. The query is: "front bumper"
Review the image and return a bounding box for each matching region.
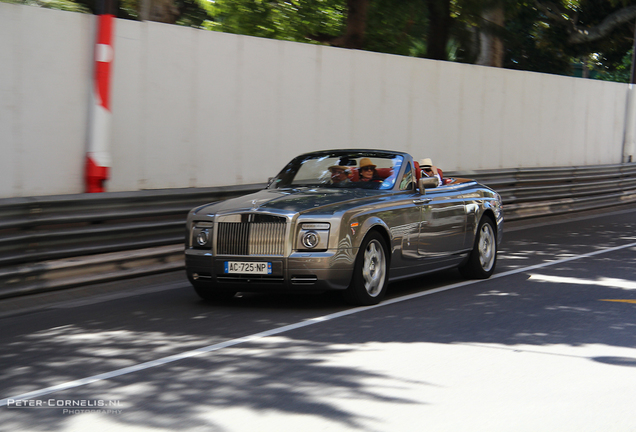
[185,249,356,292]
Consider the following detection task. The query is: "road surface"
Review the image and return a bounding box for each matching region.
[1,206,636,431]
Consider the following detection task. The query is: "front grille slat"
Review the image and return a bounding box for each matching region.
[217,216,286,256]
[240,222,248,254]
[276,223,285,255]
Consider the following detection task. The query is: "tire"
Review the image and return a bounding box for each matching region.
[343,231,389,306]
[459,216,497,279]
[193,283,236,302]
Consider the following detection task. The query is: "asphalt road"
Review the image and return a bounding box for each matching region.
[1,206,636,432]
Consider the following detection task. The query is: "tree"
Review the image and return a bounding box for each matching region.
[360,0,429,56]
[339,0,370,48]
[130,0,212,24]
[475,2,506,66]
[206,0,430,55]
[527,0,636,75]
[139,0,178,22]
[534,0,636,45]
[502,3,573,74]
[205,0,346,43]
[8,0,636,80]
[425,0,452,60]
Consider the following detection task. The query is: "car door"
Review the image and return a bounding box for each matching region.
[417,186,467,260]
[386,163,421,261]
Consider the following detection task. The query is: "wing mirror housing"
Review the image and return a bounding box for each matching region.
[418,177,439,194]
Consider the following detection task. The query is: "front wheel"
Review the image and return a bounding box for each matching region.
[459,216,497,279]
[343,231,389,306]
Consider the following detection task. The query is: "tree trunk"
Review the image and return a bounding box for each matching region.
[476,5,505,67]
[139,0,179,23]
[425,0,452,61]
[341,0,370,49]
[307,0,369,49]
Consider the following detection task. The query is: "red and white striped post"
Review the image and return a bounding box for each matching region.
[85,9,115,193]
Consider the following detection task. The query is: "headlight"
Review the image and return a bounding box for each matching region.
[301,231,320,249]
[192,221,213,249]
[196,229,210,246]
[297,223,329,251]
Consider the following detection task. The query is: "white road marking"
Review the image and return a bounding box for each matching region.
[2,239,636,406]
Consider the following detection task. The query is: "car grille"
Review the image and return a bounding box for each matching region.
[217,215,287,256]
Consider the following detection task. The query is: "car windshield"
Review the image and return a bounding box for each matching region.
[270,152,404,190]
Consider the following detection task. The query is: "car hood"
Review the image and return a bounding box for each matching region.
[192,188,387,217]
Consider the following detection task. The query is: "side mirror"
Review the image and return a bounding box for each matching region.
[418,177,438,194]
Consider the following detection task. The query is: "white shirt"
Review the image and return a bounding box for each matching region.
[422,171,442,187]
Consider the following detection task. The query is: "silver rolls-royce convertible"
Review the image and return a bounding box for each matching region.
[185,150,503,305]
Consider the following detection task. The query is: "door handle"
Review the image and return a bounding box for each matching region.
[413,198,432,205]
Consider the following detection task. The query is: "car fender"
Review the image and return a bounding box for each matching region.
[469,195,503,245]
[353,217,392,251]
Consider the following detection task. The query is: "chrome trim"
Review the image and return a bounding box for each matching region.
[291,276,318,285]
[216,215,287,256]
[250,222,286,255]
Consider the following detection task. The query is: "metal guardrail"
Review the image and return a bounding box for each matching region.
[0,185,264,298]
[450,163,636,218]
[1,163,635,299]
[0,184,264,267]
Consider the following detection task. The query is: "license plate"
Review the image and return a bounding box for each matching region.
[224,261,272,275]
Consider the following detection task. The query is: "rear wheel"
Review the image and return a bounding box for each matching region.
[459,216,497,279]
[343,231,389,306]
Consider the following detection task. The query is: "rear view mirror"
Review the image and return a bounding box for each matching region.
[418,177,439,193]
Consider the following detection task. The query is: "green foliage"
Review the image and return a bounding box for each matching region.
[116,0,213,24]
[5,0,91,13]
[202,0,430,57]
[562,1,633,76]
[119,0,140,19]
[175,0,214,27]
[4,0,636,81]
[595,49,632,82]
[203,0,346,43]
[364,0,429,56]
[503,2,574,74]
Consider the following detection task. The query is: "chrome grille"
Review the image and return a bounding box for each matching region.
[217,222,250,255]
[217,216,287,256]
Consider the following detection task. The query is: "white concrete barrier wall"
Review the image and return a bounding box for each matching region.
[1,5,92,198]
[0,3,631,198]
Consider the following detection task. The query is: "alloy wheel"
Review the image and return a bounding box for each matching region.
[478,223,496,272]
[362,240,386,297]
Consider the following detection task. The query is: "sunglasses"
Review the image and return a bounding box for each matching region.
[360,166,374,171]
[423,168,432,173]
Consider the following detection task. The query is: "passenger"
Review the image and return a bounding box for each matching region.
[419,158,442,187]
[358,158,382,182]
[328,165,351,184]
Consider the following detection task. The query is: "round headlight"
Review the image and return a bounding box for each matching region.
[301,231,319,249]
[196,229,209,246]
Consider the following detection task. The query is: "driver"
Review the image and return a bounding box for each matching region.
[328,165,351,184]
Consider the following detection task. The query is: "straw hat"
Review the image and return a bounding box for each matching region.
[359,158,376,169]
[419,158,433,168]
[328,165,349,172]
